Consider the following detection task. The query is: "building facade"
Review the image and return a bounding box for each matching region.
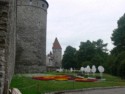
[15,0,49,73]
[46,38,62,71]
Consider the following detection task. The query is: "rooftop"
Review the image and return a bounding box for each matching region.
[52,38,62,49]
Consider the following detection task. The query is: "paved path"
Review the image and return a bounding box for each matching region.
[64,87,125,94]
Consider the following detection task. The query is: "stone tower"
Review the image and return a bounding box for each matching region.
[15,0,49,73]
[52,38,62,68]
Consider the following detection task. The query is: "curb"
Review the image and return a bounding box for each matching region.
[45,86,125,94]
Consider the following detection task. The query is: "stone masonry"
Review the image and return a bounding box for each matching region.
[0,0,16,94]
[0,0,48,93]
[15,0,49,73]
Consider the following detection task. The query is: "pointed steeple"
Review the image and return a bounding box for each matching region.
[52,38,62,49]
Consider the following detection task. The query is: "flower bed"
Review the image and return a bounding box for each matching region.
[32,76,55,81]
[32,75,98,82]
[75,78,97,82]
[32,75,71,81]
[54,75,69,81]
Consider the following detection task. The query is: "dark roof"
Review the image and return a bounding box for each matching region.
[52,38,62,49]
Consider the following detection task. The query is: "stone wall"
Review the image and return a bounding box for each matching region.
[15,0,49,73]
[0,0,16,94]
[53,49,62,67]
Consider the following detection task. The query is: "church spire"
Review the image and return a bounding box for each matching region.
[52,38,62,49]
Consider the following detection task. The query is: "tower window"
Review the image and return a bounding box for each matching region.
[30,0,32,5]
[42,4,44,7]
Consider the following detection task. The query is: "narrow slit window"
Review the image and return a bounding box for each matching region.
[42,4,44,7]
[30,0,32,5]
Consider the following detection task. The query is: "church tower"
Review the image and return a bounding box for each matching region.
[52,38,62,68]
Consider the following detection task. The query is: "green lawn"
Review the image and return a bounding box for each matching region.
[10,73,125,94]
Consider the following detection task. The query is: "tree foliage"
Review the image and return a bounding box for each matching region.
[107,13,125,79]
[94,39,108,52]
[111,13,125,55]
[62,39,108,69]
[77,40,96,65]
[118,60,125,79]
[113,52,125,76]
[77,39,108,68]
[62,46,77,69]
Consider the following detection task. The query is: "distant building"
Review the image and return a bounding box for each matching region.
[46,38,62,71]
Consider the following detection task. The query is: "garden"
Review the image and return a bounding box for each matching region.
[10,72,125,94]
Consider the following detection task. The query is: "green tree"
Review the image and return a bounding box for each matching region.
[117,13,125,27]
[105,55,116,74]
[94,39,108,53]
[111,13,125,55]
[62,46,77,69]
[77,40,108,68]
[91,54,104,67]
[108,51,125,76]
[62,39,108,69]
[93,39,108,67]
[108,13,125,79]
[77,40,95,67]
[116,51,125,76]
[118,60,125,79]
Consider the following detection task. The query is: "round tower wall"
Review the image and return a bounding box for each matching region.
[15,0,48,73]
[17,0,48,10]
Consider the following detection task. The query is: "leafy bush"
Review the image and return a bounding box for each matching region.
[107,51,125,77]
[118,60,125,79]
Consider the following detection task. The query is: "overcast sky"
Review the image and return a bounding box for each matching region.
[46,0,125,54]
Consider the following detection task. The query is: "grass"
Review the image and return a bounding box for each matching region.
[10,73,125,94]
